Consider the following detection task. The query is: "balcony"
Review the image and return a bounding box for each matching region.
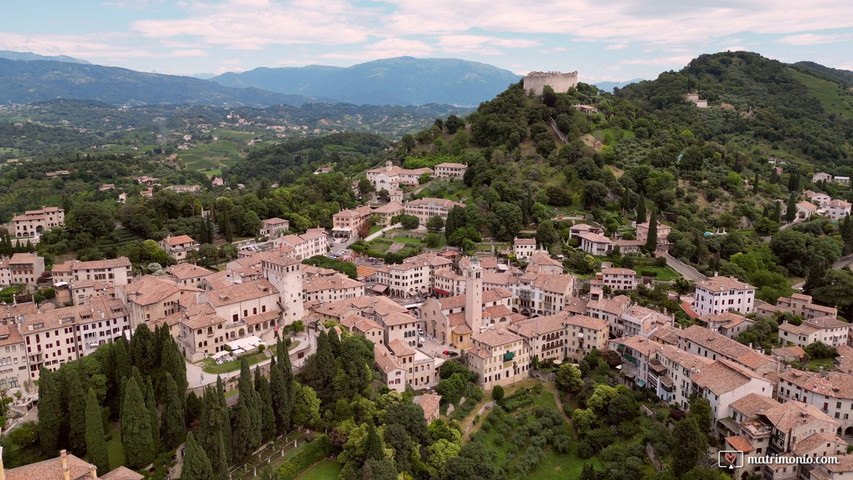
[660,376,674,393]
[649,359,667,375]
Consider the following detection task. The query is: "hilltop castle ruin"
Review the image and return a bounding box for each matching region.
[523,71,579,95]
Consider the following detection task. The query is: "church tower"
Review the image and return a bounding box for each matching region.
[465,256,483,333]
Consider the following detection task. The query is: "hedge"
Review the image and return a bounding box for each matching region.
[276,434,334,480]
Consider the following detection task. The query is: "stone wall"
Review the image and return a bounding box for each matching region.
[523,71,579,95]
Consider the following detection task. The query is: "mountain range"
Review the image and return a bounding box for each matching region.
[210,56,522,106]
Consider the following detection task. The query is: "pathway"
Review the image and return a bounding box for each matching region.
[664,253,707,282]
[364,223,402,242]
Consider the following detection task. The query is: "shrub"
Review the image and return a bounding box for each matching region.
[553,434,572,453]
[277,435,334,480]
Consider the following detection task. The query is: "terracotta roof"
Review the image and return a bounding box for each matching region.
[578,232,611,243]
[759,400,836,433]
[467,345,490,359]
[262,217,288,226]
[514,238,536,246]
[771,345,806,360]
[372,201,404,214]
[678,325,775,371]
[380,310,419,327]
[822,454,853,473]
[258,249,300,267]
[729,392,781,419]
[779,321,818,336]
[586,295,631,316]
[725,435,755,453]
[778,368,853,400]
[602,267,636,276]
[5,451,94,480]
[356,265,377,279]
[655,344,714,372]
[483,304,513,320]
[405,197,464,210]
[509,315,565,339]
[797,201,818,211]
[563,314,608,331]
[162,234,196,246]
[203,279,278,307]
[680,301,699,320]
[792,432,846,456]
[167,263,213,280]
[100,466,144,480]
[691,359,767,396]
[472,327,522,347]
[340,314,383,334]
[413,392,442,421]
[244,310,279,326]
[121,275,189,305]
[303,275,364,293]
[57,257,132,272]
[21,298,128,334]
[696,276,754,292]
[613,335,661,357]
[531,273,574,294]
[435,162,466,168]
[374,343,403,374]
[806,315,848,329]
[836,345,853,374]
[388,338,415,357]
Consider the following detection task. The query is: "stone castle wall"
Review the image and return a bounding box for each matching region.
[523,71,579,95]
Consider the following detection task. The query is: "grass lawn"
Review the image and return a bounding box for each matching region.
[105,423,126,470]
[199,341,299,374]
[388,236,423,245]
[636,266,681,281]
[807,358,836,371]
[297,459,342,480]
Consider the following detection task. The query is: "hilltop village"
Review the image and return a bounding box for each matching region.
[3,53,853,479]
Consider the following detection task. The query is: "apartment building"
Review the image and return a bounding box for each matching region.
[525,252,563,274]
[432,269,465,297]
[504,273,575,318]
[779,316,850,348]
[777,368,853,438]
[11,206,64,238]
[21,298,129,380]
[467,328,530,390]
[375,343,407,393]
[167,263,213,287]
[433,162,466,179]
[513,238,537,259]
[677,325,778,375]
[562,314,609,359]
[374,261,430,298]
[693,276,756,316]
[371,201,405,226]
[365,161,433,191]
[611,335,661,391]
[826,199,852,221]
[617,304,673,338]
[0,320,31,392]
[696,312,755,340]
[52,257,133,287]
[274,228,328,260]
[0,253,45,287]
[586,295,631,332]
[116,275,198,330]
[332,205,372,239]
[404,197,464,226]
[600,267,637,291]
[339,314,385,345]
[776,293,838,320]
[690,359,774,429]
[302,274,365,303]
[649,344,714,409]
[159,235,200,263]
[260,217,290,239]
[509,314,567,363]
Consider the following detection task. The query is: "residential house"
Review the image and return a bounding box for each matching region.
[302,274,365,303]
[0,253,45,287]
[796,201,819,220]
[167,263,213,287]
[693,276,756,316]
[332,205,372,239]
[677,325,778,375]
[159,235,199,263]
[260,217,290,239]
[777,368,853,438]
[562,314,609,359]
[649,344,714,408]
[586,295,632,333]
[467,327,530,390]
[372,201,405,226]
[600,267,637,291]
[375,343,407,392]
[690,359,774,431]
[52,257,132,287]
[827,199,852,221]
[433,162,467,179]
[11,206,64,238]
[578,232,612,256]
[777,294,838,320]
[404,197,464,227]
[778,316,849,348]
[696,312,755,340]
[618,304,673,338]
[366,161,433,191]
[273,228,328,260]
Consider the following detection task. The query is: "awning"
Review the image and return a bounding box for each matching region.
[373,284,388,294]
[635,379,646,387]
[433,288,449,295]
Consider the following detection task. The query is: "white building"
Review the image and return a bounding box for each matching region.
[826,199,852,221]
[693,276,755,316]
[0,253,45,287]
[260,250,304,327]
[11,206,64,238]
[777,368,853,439]
[404,197,464,227]
[366,161,433,191]
[274,228,328,260]
[691,359,774,428]
[467,328,530,390]
[159,235,200,263]
[577,232,612,256]
[513,238,537,259]
[600,267,637,291]
[52,257,132,287]
[778,316,849,348]
[433,162,467,179]
[302,274,365,303]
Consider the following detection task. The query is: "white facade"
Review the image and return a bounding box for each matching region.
[693,276,755,316]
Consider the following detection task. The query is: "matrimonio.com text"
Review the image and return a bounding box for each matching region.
[719,450,840,470]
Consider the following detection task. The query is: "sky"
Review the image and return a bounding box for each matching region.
[2,0,853,83]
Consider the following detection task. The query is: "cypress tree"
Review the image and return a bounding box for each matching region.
[215,377,231,464]
[327,328,341,357]
[144,377,160,453]
[85,388,110,475]
[232,403,254,460]
[772,201,782,223]
[235,359,261,455]
[114,338,130,385]
[198,387,229,480]
[161,338,188,406]
[181,432,214,480]
[254,367,276,442]
[785,193,797,223]
[277,336,294,384]
[644,209,658,253]
[636,194,647,223]
[67,369,88,455]
[269,362,292,435]
[753,172,760,193]
[38,368,62,456]
[130,324,153,375]
[121,377,154,469]
[364,422,384,461]
[161,373,185,450]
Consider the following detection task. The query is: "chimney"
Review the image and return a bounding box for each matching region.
[61,450,70,480]
[89,464,97,479]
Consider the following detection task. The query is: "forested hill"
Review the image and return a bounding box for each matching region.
[616,51,853,168]
[792,61,853,87]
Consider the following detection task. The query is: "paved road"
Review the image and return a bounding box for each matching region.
[664,253,707,282]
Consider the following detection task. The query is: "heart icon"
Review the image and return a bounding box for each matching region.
[725,453,737,465]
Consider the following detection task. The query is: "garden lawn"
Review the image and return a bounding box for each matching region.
[105,423,126,470]
[297,459,342,480]
[636,266,681,281]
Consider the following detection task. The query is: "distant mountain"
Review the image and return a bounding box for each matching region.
[791,61,853,87]
[212,57,522,106]
[191,73,218,80]
[594,78,644,92]
[0,58,322,107]
[0,50,90,64]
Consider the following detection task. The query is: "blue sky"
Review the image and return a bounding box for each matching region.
[2,0,853,82]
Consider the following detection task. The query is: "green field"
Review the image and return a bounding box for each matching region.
[105,423,126,470]
[636,266,681,281]
[790,69,853,117]
[296,459,342,480]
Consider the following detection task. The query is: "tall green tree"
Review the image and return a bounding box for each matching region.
[67,368,88,455]
[785,192,797,223]
[161,373,185,450]
[161,338,188,405]
[121,377,154,469]
[181,432,214,480]
[644,209,658,253]
[671,417,707,479]
[85,388,110,475]
[144,377,160,453]
[198,387,229,480]
[38,368,62,456]
[635,194,647,222]
[254,367,276,443]
[233,359,261,458]
[270,360,292,435]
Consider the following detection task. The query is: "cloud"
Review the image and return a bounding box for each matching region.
[605,43,627,50]
[779,32,853,45]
